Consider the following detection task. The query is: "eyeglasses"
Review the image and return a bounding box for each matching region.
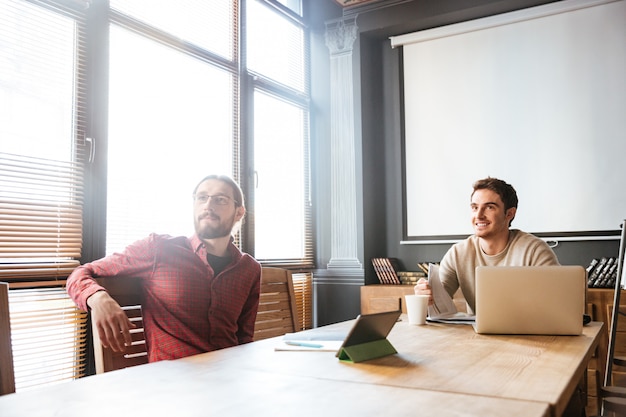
[193,194,238,206]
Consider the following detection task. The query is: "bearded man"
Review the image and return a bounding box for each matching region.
[67,175,261,362]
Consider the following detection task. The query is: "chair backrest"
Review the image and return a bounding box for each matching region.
[0,282,15,395]
[602,396,626,416]
[92,277,148,374]
[593,220,626,416]
[254,267,298,341]
[605,220,626,385]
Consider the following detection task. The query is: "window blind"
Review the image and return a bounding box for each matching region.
[0,0,88,281]
[292,272,312,331]
[0,153,84,281]
[0,0,89,391]
[9,287,88,391]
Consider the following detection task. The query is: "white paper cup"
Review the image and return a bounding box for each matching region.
[405,294,429,325]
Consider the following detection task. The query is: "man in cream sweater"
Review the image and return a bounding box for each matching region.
[415,177,558,314]
[414,177,588,417]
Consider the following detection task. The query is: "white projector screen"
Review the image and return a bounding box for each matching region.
[391,0,626,242]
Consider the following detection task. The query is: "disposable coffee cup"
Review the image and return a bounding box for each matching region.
[405,294,429,325]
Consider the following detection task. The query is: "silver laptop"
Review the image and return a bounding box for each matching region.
[473,265,586,335]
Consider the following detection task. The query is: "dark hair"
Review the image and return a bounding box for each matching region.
[193,174,244,207]
[472,177,518,224]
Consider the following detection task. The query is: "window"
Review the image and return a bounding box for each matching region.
[253,91,308,261]
[276,0,302,15]
[106,0,312,327]
[106,1,238,254]
[105,0,313,270]
[0,0,89,390]
[246,0,312,330]
[0,0,313,388]
[109,0,235,60]
[106,26,236,253]
[105,0,312,328]
[247,0,306,93]
[246,0,311,262]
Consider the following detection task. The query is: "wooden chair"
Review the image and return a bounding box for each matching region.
[601,397,626,417]
[0,282,15,395]
[595,220,626,416]
[92,278,148,374]
[254,267,298,341]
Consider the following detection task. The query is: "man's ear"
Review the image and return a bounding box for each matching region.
[235,206,246,222]
[506,207,517,222]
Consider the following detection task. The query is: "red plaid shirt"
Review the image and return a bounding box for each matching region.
[67,234,261,362]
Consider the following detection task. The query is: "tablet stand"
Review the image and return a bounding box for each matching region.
[337,338,397,363]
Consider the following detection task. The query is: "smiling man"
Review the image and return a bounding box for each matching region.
[413,177,588,417]
[414,177,559,315]
[67,174,261,362]
[415,177,586,417]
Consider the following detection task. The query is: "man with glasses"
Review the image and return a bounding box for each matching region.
[67,175,261,362]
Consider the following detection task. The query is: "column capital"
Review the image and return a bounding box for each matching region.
[325,16,358,55]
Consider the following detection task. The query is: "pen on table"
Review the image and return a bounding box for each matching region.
[284,341,324,348]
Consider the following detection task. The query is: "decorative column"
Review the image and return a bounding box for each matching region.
[324,16,362,270]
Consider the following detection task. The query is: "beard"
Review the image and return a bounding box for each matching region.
[195,212,236,240]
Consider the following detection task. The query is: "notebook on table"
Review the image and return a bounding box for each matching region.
[473,265,586,335]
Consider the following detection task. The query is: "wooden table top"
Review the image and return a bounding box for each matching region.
[181,316,603,417]
[0,360,550,417]
[0,315,601,417]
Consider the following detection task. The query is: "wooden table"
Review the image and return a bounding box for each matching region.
[182,316,603,417]
[0,316,602,417]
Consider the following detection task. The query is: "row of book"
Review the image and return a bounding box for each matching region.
[371,258,429,285]
[373,256,623,288]
[587,257,621,288]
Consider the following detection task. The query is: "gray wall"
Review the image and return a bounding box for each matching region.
[307,0,621,325]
